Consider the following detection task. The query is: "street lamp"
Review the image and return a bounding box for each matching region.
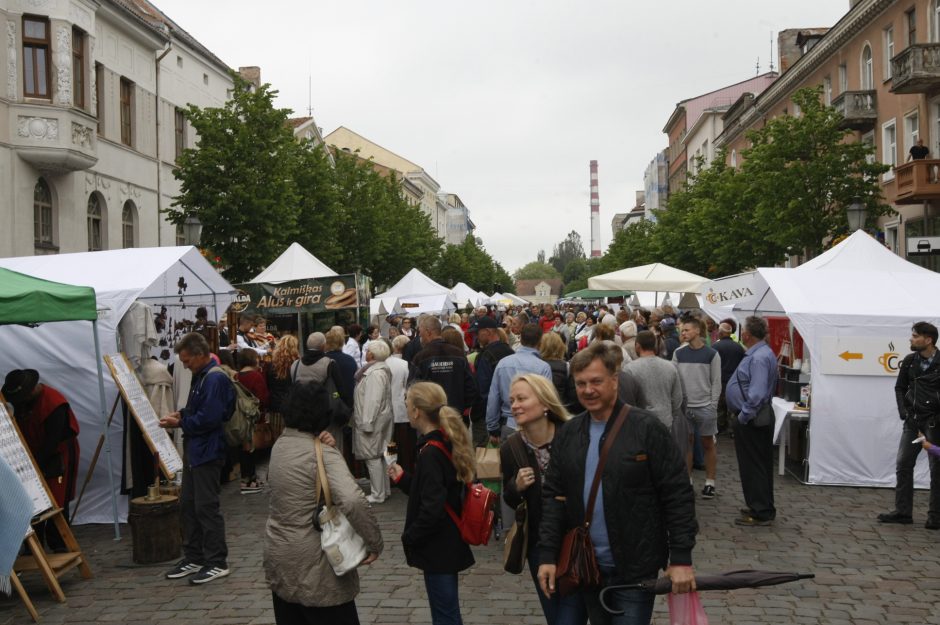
[846,200,866,232]
[183,214,203,246]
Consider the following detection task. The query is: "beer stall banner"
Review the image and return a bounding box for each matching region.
[233,274,362,316]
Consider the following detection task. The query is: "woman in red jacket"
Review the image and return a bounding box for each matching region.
[236,349,268,494]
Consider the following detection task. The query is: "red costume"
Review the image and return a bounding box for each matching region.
[17,386,80,508]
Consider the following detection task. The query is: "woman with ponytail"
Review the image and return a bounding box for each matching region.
[387,382,475,625]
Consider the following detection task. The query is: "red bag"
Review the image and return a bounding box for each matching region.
[425,440,496,546]
[668,591,709,625]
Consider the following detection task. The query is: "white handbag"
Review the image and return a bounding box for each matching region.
[314,438,368,576]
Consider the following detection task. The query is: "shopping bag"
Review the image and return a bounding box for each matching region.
[667,591,709,625]
[474,446,501,480]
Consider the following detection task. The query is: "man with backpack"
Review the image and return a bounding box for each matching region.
[292,332,351,450]
[471,316,513,446]
[159,332,234,585]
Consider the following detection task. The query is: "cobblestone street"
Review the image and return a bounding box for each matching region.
[3,436,939,625]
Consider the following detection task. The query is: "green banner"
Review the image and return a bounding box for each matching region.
[233,274,362,316]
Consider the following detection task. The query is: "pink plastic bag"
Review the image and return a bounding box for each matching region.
[667,591,709,625]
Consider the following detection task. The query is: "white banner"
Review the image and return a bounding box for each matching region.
[818,336,909,376]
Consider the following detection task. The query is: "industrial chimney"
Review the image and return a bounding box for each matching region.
[590,160,601,257]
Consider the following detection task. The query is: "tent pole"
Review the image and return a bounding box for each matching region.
[93,320,121,540]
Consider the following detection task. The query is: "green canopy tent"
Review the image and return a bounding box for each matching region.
[563,288,633,300]
[0,268,119,538]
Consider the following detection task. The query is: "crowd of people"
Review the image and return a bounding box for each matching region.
[7,293,940,625]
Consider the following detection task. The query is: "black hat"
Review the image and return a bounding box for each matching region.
[476,316,499,330]
[2,369,39,405]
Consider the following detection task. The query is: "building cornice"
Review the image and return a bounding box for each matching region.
[717,0,893,147]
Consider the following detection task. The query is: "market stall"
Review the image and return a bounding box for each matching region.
[235,273,369,336]
[375,269,457,317]
[704,232,938,488]
[451,282,486,309]
[0,247,236,524]
[588,263,708,306]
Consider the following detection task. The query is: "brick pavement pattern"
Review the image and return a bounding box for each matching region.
[3,436,940,624]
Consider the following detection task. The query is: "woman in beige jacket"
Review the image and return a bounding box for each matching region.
[264,383,383,625]
[353,340,394,504]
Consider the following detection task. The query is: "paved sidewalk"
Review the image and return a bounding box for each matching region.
[3,436,940,625]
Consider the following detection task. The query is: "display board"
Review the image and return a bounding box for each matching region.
[232,274,362,316]
[104,354,183,478]
[0,403,54,516]
[818,336,909,377]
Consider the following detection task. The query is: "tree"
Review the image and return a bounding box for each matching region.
[513,261,561,281]
[560,256,605,294]
[536,249,546,264]
[742,86,892,258]
[328,151,441,290]
[431,235,513,293]
[549,230,586,274]
[170,73,301,283]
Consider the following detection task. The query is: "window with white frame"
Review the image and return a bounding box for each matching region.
[884,26,894,80]
[87,193,105,251]
[861,44,874,89]
[824,77,832,106]
[731,149,737,168]
[885,222,900,254]
[905,112,920,159]
[839,64,848,93]
[882,119,897,180]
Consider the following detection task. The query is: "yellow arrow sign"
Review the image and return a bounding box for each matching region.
[839,351,863,361]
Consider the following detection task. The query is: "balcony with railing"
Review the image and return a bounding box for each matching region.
[831,90,877,131]
[894,159,940,204]
[891,43,940,94]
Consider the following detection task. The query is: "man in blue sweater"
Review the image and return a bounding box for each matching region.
[159,333,234,585]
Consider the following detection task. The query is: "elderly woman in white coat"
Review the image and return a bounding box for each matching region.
[353,340,394,504]
[264,383,383,625]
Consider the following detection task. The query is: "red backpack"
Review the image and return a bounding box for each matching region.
[425,439,496,546]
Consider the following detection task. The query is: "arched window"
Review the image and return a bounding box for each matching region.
[122,200,137,248]
[87,193,106,251]
[730,149,737,168]
[861,44,874,90]
[33,178,55,248]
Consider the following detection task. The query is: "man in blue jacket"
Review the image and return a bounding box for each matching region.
[160,332,234,585]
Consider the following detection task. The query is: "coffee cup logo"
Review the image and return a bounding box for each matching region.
[879,341,899,374]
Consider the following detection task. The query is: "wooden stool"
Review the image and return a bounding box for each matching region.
[128,495,181,564]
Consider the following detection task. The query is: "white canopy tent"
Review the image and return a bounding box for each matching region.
[588,263,708,294]
[503,293,529,306]
[249,242,335,283]
[375,268,457,317]
[707,232,937,487]
[0,247,236,523]
[451,282,485,308]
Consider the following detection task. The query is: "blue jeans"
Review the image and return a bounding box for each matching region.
[584,567,656,625]
[526,550,587,625]
[423,572,463,625]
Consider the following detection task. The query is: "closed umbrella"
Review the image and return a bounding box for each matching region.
[600,570,814,614]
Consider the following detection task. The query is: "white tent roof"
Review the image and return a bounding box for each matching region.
[0,247,236,524]
[370,296,404,318]
[503,293,529,305]
[730,232,940,488]
[588,263,708,293]
[249,242,335,283]
[451,282,484,308]
[377,268,452,299]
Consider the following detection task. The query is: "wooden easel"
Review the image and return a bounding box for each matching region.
[0,401,92,616]
[10,566,40,622]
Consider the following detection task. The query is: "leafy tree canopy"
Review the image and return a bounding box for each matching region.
[513,261,561,281]
[549,230,586,274]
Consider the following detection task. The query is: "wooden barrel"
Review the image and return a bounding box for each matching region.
[128,495,181,564]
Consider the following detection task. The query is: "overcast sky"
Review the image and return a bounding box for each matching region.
[155,0,847,274]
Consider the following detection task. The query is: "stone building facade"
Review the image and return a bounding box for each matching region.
[0,0,232,258]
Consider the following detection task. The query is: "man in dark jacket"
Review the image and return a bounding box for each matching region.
[537,341,697,624]
[411,317,477,413]
[159,332,234,585]
[470,316,514,446]
[293,332,350,445]
[879,321,940,528]
[713,321,745,433]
